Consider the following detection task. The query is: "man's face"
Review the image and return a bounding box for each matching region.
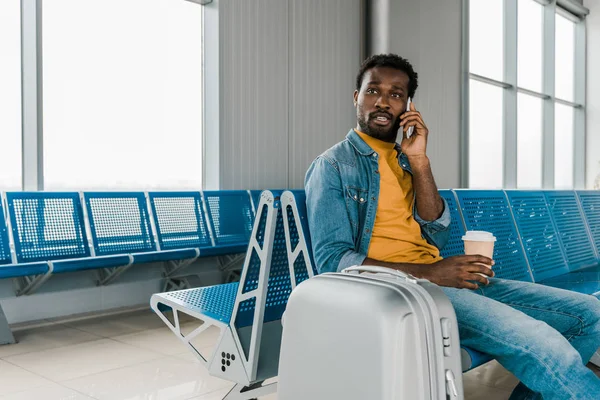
[354,67,410,142]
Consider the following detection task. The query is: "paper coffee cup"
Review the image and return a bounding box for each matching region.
[462,231,496,277]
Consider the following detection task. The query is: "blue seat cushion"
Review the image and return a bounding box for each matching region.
[155,282,239,323]
[52,255,132,274]
[132,248,199,264]
[199,243,247,258]
[461,346,493,372]
[0,262,49,279]
[541,279,600,296]
[541,264,600,284]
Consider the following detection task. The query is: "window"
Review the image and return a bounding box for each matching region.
[469,80,504,189]
[42,0,203,190]
[466,0,586,189]
[0,1,22,190]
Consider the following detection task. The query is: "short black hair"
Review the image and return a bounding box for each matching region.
[355,54,418,99]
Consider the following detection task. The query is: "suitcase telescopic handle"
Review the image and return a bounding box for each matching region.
[343,265,418,283]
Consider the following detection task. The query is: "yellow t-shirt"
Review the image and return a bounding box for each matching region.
[356,131,442,264]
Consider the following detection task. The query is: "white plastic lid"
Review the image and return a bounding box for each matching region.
[462,230,496,242]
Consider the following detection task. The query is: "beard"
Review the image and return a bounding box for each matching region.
[356,111,401,143]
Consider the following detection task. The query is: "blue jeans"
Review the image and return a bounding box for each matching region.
[442,278,600,400]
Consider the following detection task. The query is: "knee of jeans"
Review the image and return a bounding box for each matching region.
[581,295,600,332]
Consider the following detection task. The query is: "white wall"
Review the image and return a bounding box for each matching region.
[586,0,600,189]
[218,0,363,190]
[387,0,463,189]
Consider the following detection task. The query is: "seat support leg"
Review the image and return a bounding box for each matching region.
[223,381,277,400]
[164,249,200,277]
[15,262,54,296]
[96,255,134,286]
[218,254,245,273]
[0,303,15,345]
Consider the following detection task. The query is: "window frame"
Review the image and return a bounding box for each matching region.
[461,0,587,189]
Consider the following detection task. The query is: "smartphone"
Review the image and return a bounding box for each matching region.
[406,97,414,138]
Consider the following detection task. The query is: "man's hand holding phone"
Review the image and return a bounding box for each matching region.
[400,99,429,159]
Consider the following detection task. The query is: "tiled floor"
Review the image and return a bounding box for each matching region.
[0,309,597,400]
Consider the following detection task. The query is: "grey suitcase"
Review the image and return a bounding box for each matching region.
[277,266,464,400]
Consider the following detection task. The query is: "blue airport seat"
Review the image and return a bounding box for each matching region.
[576,191,600,254]
[148,191,246,259]
[454,190,533,282]
[160,282,239,323]
[505,191,569,282]
[151,191,304,397]
[544,191,598,271]
[6,192,90,263]
[438,190,467,258]
[460,346,493,372]
[0,262,49,279]
[284,190,317,277]
[203,190,254,251]
[0,201,12,267]
[148,191,212,251]
[541,278,600,297]
[84,192,157,259]
[6,192,128,276]
[51,255,131,274]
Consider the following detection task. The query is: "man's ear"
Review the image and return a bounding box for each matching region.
[353,90,358,106]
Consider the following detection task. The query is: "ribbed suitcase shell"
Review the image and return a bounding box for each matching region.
[278,267,464,400]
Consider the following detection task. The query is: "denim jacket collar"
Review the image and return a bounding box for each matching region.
[345,129,411,173]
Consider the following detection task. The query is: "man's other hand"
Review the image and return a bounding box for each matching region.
[419,255,495,290]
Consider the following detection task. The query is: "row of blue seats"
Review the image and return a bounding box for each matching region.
[0,190,265,295]
[150,190,312,399]
[437,190,600,369]
[151,189,600,392]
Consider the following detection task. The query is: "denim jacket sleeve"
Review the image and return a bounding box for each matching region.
[305,156,367,274]
[413,196,451,250]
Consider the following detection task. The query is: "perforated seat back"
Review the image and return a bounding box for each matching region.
[7,192,90,263]
[544,191,597,272]
[284,190,317,280]
[577,191,600,258]
[505,191,567,282]
[438,190,466,258]
[455,190,532,282]
[233,195,290,329]
[0,198,12,265]
[84,192,155,256]
[203,191,253,246]
[148,192,212,250]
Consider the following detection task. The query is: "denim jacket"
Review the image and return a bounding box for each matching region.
[304,129,451,274]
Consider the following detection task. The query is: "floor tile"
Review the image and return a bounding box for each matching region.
[464,380,513,400]
[62,355,231,400]
[113,324,221,356]
[4,338,162,381]
[0,360,53,396]
[64,310,166,338]
[0,382,95,400]
[187,386,277,400]
[463,360,519,391]
[0,324,101,359]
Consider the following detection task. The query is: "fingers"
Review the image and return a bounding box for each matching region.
[399,115,424,127]
[399,112,422,124]
[459,254,495,266]
[457,280,480,290]
[467,273,490,286]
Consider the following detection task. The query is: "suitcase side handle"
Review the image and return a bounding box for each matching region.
[342,265,419,283]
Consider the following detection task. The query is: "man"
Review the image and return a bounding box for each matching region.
[305,53,600,399]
